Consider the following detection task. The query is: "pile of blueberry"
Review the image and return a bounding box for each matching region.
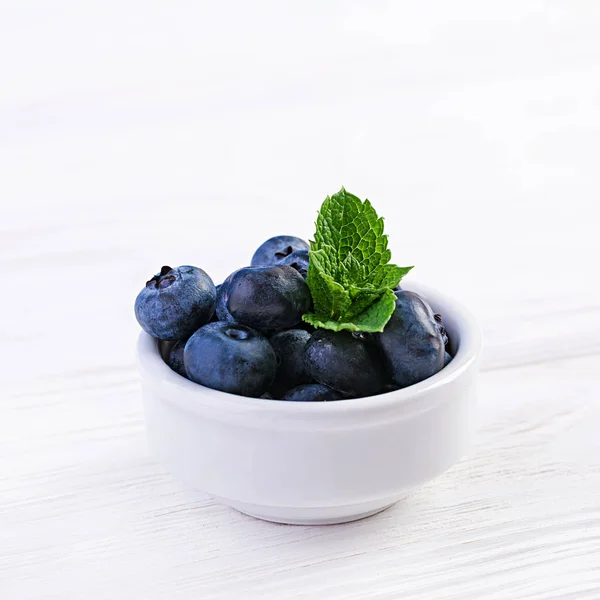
[135,235,451,401]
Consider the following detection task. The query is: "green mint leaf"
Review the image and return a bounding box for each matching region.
[306,249,351,318]
[305,188,413,332]
[303,289,397,333]
[367,264,414,291]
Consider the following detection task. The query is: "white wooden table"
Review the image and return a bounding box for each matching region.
[2,2,599,598]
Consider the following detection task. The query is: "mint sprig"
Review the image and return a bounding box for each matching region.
[303,188,413,333]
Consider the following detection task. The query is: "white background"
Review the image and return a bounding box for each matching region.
[1,2,599,599]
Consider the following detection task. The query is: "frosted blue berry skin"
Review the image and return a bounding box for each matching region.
[184,322,277,397]
[251,235,309,267]
[376,291,445,388]
[304,330,386,397]
[444,352,452,367]
[227,265,312,333]
[269,329,312,398]
[168,339,187,377]
[278,250,309,279]
[282,383,343,402]
[135,265,216,341]
[215,273,238,324]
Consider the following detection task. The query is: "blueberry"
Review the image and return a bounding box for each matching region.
[444,351,452,367]
[158,340,175,363]
[376,291,445,388]
[215,274,238,323]
[251,235,309,267]
[304,330,386,397]
[278,249,309,279]
[433,313,449,346]
[168,339,187,377]
[184,322,277,397]
[135,265,216,341]
[282,383,343,402]
[269,329,312,397]
[227,265,312,333]
[215,268,263,324]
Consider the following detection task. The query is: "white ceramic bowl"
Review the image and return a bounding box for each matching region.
[137,282,481,525]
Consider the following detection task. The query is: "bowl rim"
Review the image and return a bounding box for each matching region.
[136,281,482,417]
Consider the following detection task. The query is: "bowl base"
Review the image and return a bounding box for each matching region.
[218,496,406,525]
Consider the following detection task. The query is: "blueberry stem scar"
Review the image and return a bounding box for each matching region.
[146,265,174,288]
[226,327,250,340]
[274,246,294,259]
